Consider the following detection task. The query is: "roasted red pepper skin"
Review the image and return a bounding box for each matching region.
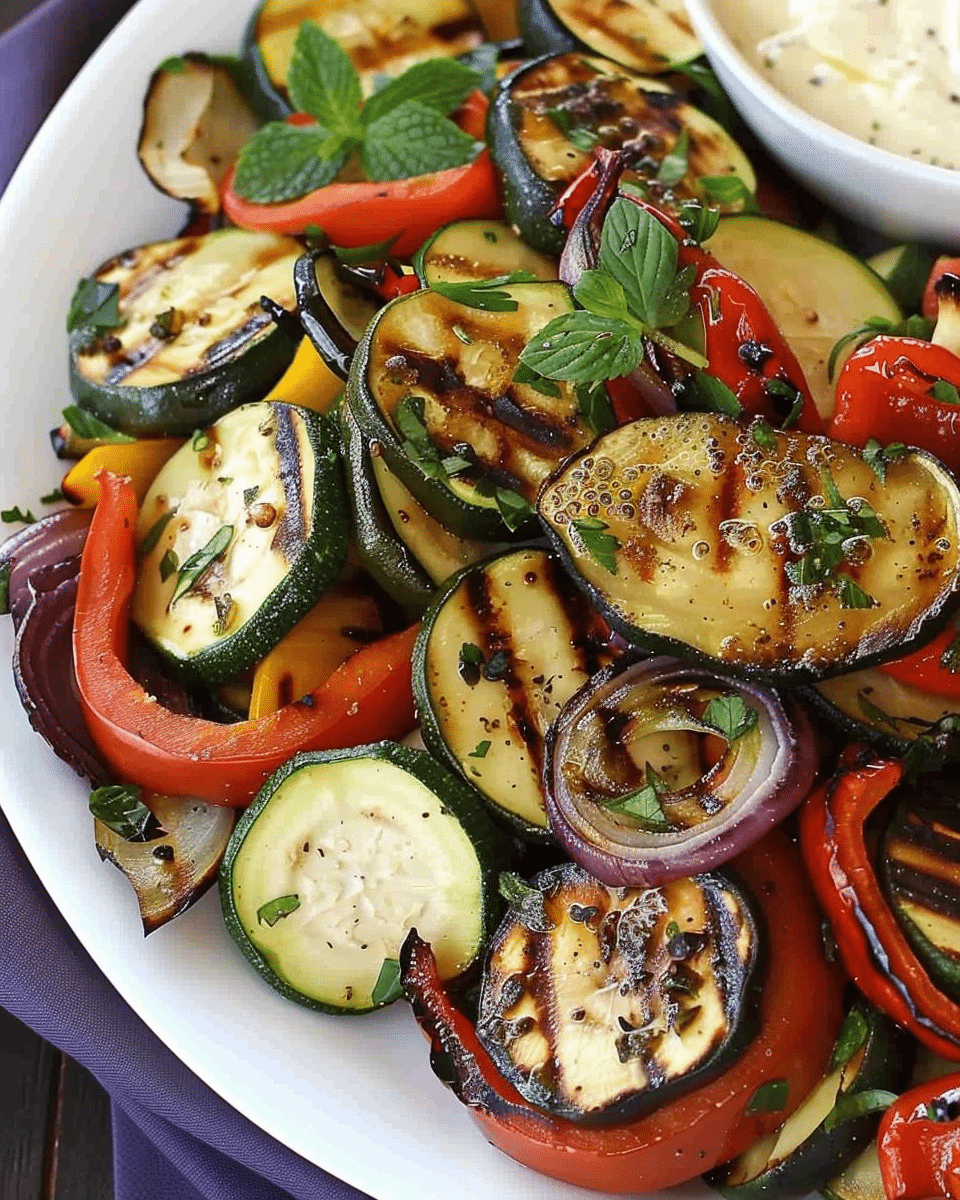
[830,335,960,477]
[877,622,960,701]
[72,472,418,806]
[221,92,502,257]
[799,748,960,1061]
[877,1073,960,1200]
[402,830,843,1194]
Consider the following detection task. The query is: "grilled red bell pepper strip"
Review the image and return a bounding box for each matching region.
[830,335,960,477]
[877,1072,960,1200]
[877,621,960,701]
[221,91,502,258]
[72,471,418,806]
[401,829,843,1195]
[799,747,960,1061]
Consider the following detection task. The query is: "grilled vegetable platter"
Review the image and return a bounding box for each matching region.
[5,0,960,1196]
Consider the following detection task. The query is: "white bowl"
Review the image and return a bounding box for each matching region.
[684,0,960,246]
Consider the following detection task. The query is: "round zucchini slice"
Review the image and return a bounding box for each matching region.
[219,741,508,1014]
[243,0,487,116]
[132,400,348,685]
[413,218,559,287]
[703,217,902,421]
[69,228,302,436]
[414,546,613,839]
[518,0,700,75]
[346,280,591,539]
[489,53,755,253]
[536,413,960,683]
[476,860,761,1123]
[810,666,960,754]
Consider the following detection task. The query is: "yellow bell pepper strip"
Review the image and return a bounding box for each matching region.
[61,438,184,506]
[72,470,418,805]
[264,336,343,414]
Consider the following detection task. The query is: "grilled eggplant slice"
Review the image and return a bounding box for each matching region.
[219,741,508,1013]
[347,280,593,539]
[881,780,960,1001]
[489,53,754,253]
[69,229,302,436]
[138,53,260,215]
[294,251,383,382]
[476,861,761,1123]
[537,414,960,682]
[810,667,960,753]
[414,218,559,287]
[414,547,612,838]
[518,0,700,75]
[132,401,348,685]
[244,0,487,116]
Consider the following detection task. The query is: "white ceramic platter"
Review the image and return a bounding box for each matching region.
[0,1,717,1197]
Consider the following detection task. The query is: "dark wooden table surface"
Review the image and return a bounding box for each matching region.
[0,1003,113,1199]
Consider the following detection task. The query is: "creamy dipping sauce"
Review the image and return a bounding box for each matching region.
[715,0,960,169]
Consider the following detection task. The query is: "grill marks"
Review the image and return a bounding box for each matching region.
[269,404,309,563]
[885,798,960,965]
[476,864,759,1123]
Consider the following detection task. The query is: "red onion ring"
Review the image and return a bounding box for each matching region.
[543,656,817,886]
[2,507,92,629]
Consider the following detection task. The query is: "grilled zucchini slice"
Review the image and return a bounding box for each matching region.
[518,0,700,75]
[488,53,754,253]
[810,667,960,753]
[414,547,612,837]
[536,414,960,682]
[219,741,508,1014]
[476,860,761,1123]
[346,280,592,539]
[69,228,302,436]
[132,401,348,685]
[414,218,559,287]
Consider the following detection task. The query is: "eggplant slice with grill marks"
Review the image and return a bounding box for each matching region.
[476,861,761,1124]
[414,546,613,838]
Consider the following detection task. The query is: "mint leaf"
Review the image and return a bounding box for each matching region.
[687,370,742,416]
[700,174,761,214]
[361,100,479,181]
[521,310,644,382]
[67,278,121,333]
[494,487,534,532]
[577,380,617,436]
[677,200,720,244]
[599,200,691,329]
[361,57,480,126]
[573,270,632,322]
[931,378,960,404]
[606,765,671,826]
[746,1079,789,1114]
[657,129,690,188]
[62,405,136,443]
[288,22,362,133]
[233,122,352,203]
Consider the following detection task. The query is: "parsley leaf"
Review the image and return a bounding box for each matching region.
[572,517,620,574]
[257,894,301,927]
[1,505,36,524]
[703,693,758,741]
[89,784,162,841]
[170,525,233,604]
[428,271,536,311]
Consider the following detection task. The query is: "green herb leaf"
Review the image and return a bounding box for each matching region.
[856,690,901,731]
[823,1089,898,1133]
[677,200,720,244]
[458,641,484,685]
[512,360,562,398]
[664,57,733,128]
[361,57,480,126]
[902,713,960,778]
[573,269,632,322]
[828,1009,870,1071]
[40,488,64,505]
[606,765,671,826]
[931,378,960,404]
[751,418,777,449]
[67,278,121,333]
[61,405,137,444]
[371,957,404,1005]
[139,511,174,557]
[657,129,691,188]
[863,438,908,483]
[827,313,935,380]
[940,633,960,674]
[599,199,691,329]
[89,784,161,841]
[287,21,362,133]
[331,234,400,265]
[688,370,742,416]
[171,525,233,603]
[469,740,491,759]
[494,487,534,532]
[256,894,301,927]
[703,693,758,741]
[233,122,352,203]
[361,100,479,181]
[878,243,935,311]
[699,175,761,214]
[836,573,878,610]
[159,549,179,582]
[498,872,554,933]
[1,505,36,524]
[572,517,620,574]
[746,1078,789,1114]
[428,271,535,312]
[520,310,645,383]
[157,55,187,73]
[576,380,617,436]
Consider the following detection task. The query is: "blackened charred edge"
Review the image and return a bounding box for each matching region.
[269,404,307,562]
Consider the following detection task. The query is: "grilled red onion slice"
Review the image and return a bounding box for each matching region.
[543,656,817,886]
[2,508,92,628]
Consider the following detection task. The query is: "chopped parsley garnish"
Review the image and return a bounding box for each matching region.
[605,765,671,827]
[571,517,620,574]
[66,277,122,333]
[703,693,758,741]
[256,894,301,927]
[428,271,537,312]
[468,740,491,759]
[170,525,233,604]
[233,25,482,203]
[1,505,36,524]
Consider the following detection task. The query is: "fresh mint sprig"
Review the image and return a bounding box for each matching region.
[519,199,707,387]
[233,23,482,203]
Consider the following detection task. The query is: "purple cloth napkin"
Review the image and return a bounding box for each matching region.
[0,5,371,1197]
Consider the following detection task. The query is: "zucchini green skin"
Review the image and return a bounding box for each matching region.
[219,740,511,1015]
[241,0,293,120]
[537,414,960,685]
[413,546,609,841]
[69,228,303,437]
[338,401,436,614]
[132,402,348,686]
[515,0,580,59]
[706,1003,910,1199]
[294,251,383,382]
